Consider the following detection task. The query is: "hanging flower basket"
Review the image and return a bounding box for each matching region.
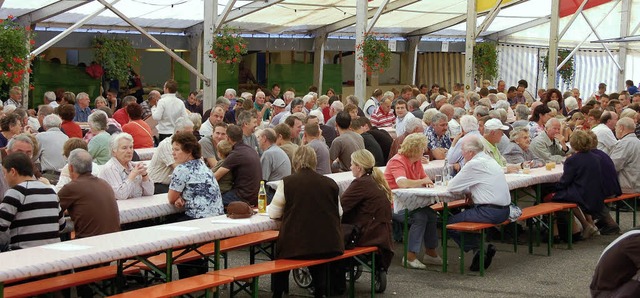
[356,33,391,75]
[473,42,498,82]
[92,36,139,83]
[0,15,33,86]
[541,49,575,88]
[208,27,247,66]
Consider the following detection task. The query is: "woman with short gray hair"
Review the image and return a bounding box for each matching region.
[98,132,153,200]
[87,110,111,165]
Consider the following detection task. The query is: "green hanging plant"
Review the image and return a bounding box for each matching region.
[0,15,34,86]
[355,33,391,76]
[541,49,575,88]
[92,36,138,82]
[208,26,248,68]
[473,42,498,82]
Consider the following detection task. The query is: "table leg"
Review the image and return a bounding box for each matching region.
[403,208,409,268]
[442,202,449,273]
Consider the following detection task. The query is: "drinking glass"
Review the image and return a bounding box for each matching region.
[434,174,443,186]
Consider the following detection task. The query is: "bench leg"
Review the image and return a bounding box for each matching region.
[616,201,621,225]
[567,209,573,250]
[634,197,637,227]
[479,230,485,277]
[513,221,518,253]
[459,233,465,275]
[527,219,533,254]
[442,203,449,273]
[370,253,376,298]
[548,214,554,256]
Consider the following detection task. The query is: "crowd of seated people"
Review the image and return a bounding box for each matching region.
[1,77,640,298]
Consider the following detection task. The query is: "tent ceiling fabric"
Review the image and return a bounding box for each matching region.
[1,0,637,48]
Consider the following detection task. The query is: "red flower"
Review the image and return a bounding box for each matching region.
[7,63,12,68]
[224,46,230,51]
[29,85,34,90]
[29,40,35,45]
[226,60,231,63]
[12,77,20,84]
[7,15,13,19]
[379,53,385,57]
[27,68,32,74]
[232,57,237,62]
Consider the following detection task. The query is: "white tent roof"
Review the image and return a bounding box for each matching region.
[1,0,638,49]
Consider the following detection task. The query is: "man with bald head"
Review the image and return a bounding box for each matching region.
[610,117,640,193]
[141,90,160,119]
[592,111,619,154]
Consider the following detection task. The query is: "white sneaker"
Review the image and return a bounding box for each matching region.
[422,254,443,266]
[402,257,426,269]
[582,225,600,239]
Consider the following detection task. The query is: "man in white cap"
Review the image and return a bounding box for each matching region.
[269,99,287,127]
[482,118,519,174]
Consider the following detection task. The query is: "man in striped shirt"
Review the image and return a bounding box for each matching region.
[0,153,65,250]
[371,98,395,128]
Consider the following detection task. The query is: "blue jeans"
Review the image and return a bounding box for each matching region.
[448,205,509,252]
[222,189,242,206]
[393,208,438,253]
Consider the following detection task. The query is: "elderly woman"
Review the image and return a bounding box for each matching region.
[94,96,108,111]
[98,133,153,200]
[341,149,394,272]
[547,130,620,241]
[56,138,102,191]
[268,145,343,297]
[122,103,154,149]
[527,104,552,139]
[385,133,441,269]
[168,131,224,278]
[501,127,544,167]
[0,113,22,148]
[87,110,112,165]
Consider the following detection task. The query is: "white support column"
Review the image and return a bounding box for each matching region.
[354,0,368,105]
[313,34,327,95]
[618,0,630,90]
[203,0,218,112]
[547,0,560,89]
[22,26,32,107]
[407,36,420,86]
[464,0,476,94]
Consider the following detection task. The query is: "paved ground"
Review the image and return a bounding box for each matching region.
[214,211,634,297]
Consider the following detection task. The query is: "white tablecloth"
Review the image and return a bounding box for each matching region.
[393,164,564,213]
[0,214,277,282]
[117,194,181,224]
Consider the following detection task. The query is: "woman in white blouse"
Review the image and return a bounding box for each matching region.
[98,133,153,200]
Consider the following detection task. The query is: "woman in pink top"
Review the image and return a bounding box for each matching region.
[122,103,153,149]
[384,133,441,270]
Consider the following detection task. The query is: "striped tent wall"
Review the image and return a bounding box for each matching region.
[498,43,619,96]
[497,44,541,92]
[570,50,619,97]
[416,52,465,92]
[626,49,640,87]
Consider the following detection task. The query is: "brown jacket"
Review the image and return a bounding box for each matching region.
[341,175,394,270]
[277,168,343,259]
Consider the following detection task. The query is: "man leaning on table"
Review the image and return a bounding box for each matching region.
[447,135,511,272]
[58,149,120,298]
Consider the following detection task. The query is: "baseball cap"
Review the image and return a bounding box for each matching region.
[484,118,509,130]
[273,99,286,108]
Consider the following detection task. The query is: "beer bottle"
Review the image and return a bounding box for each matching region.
[258,181,267,213]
